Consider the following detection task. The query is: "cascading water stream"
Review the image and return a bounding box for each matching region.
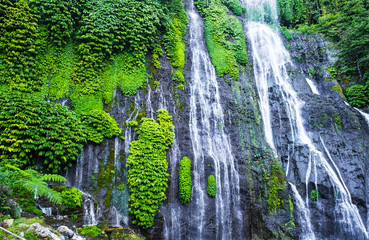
[187,1,242,239]
[244,0,368,238]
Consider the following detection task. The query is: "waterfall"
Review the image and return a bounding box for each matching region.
[163,137,182,240]
[306,78,320,95]
[356,108,369,126]
[244,0,368,238]
[186,1,242,239]
[289,183,315,240]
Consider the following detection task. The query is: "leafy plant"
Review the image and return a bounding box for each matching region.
[196,0,248,80]
[345,84,368,108]
[80,225,102,238]
[4,164,66,204]
[179,157,192,204]
[207,175,216,197]
[80,109,121,143]
[127,109,174,228]
[0,0,41,92]
[60,187,83,210]
[0,91,86,173]
[310,189,320,201]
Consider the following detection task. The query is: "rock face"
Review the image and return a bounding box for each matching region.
[64,3,369,240]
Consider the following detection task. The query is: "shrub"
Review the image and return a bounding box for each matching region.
[60,188,83,210]
[345,84,368,108]
[80,225,102,238]
[80,109,121,143]
[179,157,192,204]
[207,175,216,197]
[0,91,86,173]
[127,109,174,228]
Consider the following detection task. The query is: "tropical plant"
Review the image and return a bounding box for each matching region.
[207,175,217,197]
[4,164,66,204]
[127,109,174,228]
[345,84,368,108]
[0,91,86,173]
[179,156,192,204]
[80,225,102,238]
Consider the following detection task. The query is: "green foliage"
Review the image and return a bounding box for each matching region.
[0,0,41,92]
[345,84,369,108]
[161,0,188,85]
[310,189,320,201]
[280,27,293,40]
[179,157,192,204]
[127,109,174,228]
[4,164,65,204]
[196,0,248,80]
[31,0,76,47]
[80,225,102,238]
[221,0,245,15]
[0,91,86,173]
[0,184,10,216]
[60,187,83,209]
[207,175,217,197]
[80,109,121,143]
[278,0,369,84]
[115,53,147,96]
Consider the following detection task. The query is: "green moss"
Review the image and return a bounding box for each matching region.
[109,53,147,97]
[334,113,342,132]
[266,164,286,215]
[179,157,192,204]
[127,109,174,228]
[207,175,217,197]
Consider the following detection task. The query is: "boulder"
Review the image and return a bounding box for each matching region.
[57,226,75,238]
[28,223,61,240]
[3,219,13,227]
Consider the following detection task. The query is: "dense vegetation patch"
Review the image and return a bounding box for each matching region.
[207,175,217,197]
[53,186,83,210]
[80,110,121,143]
[127,109,174,228]
[0,91,86,173]
[179,156,192,204]
[0,162,70,220]
[0,0,41,92]
[278,0,369,107]
[195,0,248,80]
[79,225,102,238]
[162,0,188,88]
[345,84,369,108]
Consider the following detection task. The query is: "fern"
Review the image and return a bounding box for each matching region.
[41,174,67,182]
[5,164,65,204]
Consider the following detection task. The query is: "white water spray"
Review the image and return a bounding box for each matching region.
[187,0,243,238]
